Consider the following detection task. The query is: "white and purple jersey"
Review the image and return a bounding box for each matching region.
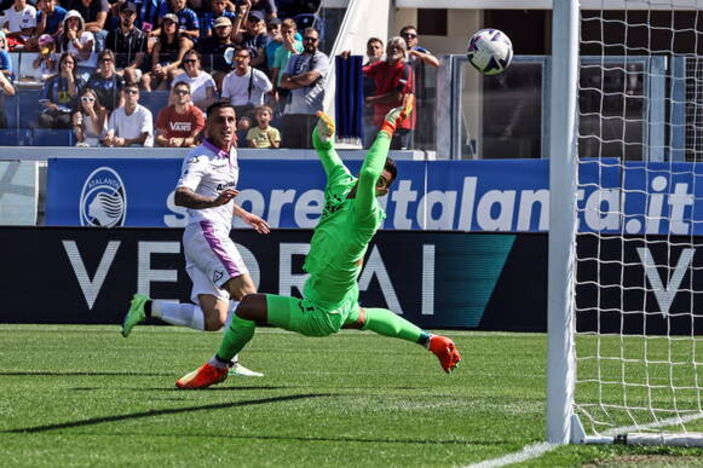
[176,139,239,229]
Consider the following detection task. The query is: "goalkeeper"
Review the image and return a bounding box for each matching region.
[176,96,461,389]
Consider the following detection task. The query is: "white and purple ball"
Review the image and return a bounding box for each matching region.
[466,28,513,75]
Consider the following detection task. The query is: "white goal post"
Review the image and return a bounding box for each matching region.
[547,0,703,446]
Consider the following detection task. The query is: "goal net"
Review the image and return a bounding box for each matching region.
[548,0,703,446]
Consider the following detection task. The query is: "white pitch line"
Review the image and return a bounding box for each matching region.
[462,442,559,468]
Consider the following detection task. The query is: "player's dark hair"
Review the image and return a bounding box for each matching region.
[384,157,397,187]
[206,101,236,117]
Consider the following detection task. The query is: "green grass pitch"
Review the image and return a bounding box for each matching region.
[1,325,703,467]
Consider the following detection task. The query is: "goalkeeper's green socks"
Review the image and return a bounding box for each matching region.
[362,308,431,346]
[211,314,256,367]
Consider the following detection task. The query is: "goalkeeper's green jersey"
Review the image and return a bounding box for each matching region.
[302,131,389,311]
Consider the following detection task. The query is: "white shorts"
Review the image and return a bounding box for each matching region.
[183,221,249,303]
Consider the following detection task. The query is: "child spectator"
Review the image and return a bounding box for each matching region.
[72,87,108,146]
[154,81,204,147]
[246,104,279,148]
[31,33,57,80]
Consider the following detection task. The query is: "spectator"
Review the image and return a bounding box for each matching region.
[196,15,233,90]
[233,9,268,68]
[56,10,98,81]
[363,36,415,149]
[67,0,109,50]
[25,0,66,51]
[171,49,216,111]
[38,52,84,128]
[399,25,439,68]
[199,0,235,38]
[154,81,205,147]
[72,87,108,146]
[278,27,327,148]
[86,48,124,110]
[262,16,280,73]
[0,31,13,80]
[105,1,148,86]
[247,0,275,20]
[106,0,159,34]
[221,46,271,117]
[104,82,154,146]
[31,33,56,80]
[235,114,250,147]
[361,37,383,147]
[362,36,415,150]
[270,17,300,112]
[0,70,14,127]
[1,0,37,50]
[142,13,191,90]
[155,0,199,45]
[246,104,279,148]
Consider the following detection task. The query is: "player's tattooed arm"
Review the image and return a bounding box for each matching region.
[175,187,239,209]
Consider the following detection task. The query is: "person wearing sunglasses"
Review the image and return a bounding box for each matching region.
[86,49,125,111]
[171,49,216,111]
[104,82,154,147]
[233,9,269,68]
[72,87,108,147]
[399,25,439,68]
[279,27,328,148]
[155,81,205,147]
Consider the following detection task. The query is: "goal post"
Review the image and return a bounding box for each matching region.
[547,0,703,446]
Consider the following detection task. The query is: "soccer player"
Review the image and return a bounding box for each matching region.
[176,97,462,389]
[121,102,270,377]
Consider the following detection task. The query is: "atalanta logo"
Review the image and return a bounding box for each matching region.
[79,167,127,227]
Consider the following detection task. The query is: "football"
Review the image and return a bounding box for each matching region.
[466,28,513,75]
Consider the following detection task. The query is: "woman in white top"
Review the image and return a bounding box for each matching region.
[171,49,217,111]
[57,10,97,82]
[72,88,108,147]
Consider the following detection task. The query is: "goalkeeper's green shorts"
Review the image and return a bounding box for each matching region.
[265,293,360,337]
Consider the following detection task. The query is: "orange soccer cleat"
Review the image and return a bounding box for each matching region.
[428,335,461,373]
[176,362,228,389]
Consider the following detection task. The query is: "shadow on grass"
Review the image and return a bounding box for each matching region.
[0,371,171,377]
[70,386,293,391]
[4,393,334,434]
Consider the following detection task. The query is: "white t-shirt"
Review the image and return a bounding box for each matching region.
[67,31,98,69]
[176,140,239,229]
[2,4,36,36]
[108,104,154,147]
[221,68,272,107]
[172,71,216,110]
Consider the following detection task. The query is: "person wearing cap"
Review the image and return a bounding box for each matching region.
[142,11,192,91]
[199,0,236,38]
[233,8,268,68]
[105,1,148,86]
[31,33,56,80]
[56,9,98,81]
[262,17,281,73]
[155,0,199,44]
[247,0,276,21]
[1,0,37,49]
[197,14,234,91]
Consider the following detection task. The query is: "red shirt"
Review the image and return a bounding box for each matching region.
[156,104,206,139]
[362,59,415,130]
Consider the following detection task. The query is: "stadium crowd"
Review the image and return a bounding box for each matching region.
[0,0,437,149]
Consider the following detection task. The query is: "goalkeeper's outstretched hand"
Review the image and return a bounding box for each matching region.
[314,111,336,143]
